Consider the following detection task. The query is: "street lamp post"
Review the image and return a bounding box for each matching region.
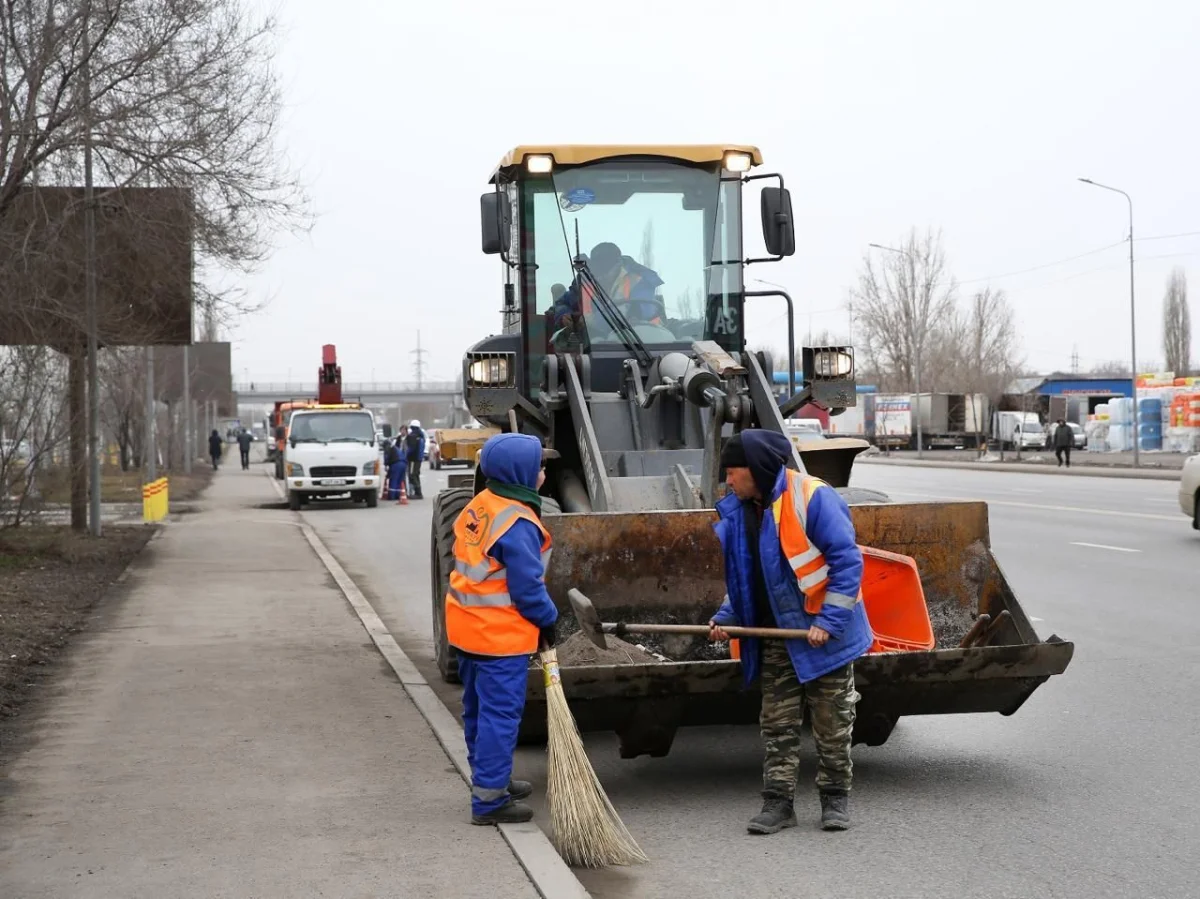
[1077,179,1138,468]
[868,243,924,458]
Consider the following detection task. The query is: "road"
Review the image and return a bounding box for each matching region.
[289,461,1199,899]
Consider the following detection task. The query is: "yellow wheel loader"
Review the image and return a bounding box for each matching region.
[430,144,1073,757]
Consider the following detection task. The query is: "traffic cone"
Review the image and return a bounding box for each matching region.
[397,479,408,505]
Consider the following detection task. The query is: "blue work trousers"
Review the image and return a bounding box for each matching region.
[459,654,529,815]
[387,462,405,499]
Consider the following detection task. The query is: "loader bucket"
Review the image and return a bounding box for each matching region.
[518,501,1073,758]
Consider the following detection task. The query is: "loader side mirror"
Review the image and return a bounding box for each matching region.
[760,187,796,258]
[480,192,511,256]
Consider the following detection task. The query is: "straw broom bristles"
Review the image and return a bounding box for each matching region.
[540,647,649,868]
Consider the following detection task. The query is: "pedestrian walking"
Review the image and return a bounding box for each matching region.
[208,430,223,471]
[444,433,558,825]
[708,430,872,835]
[405,419,426,499]
[1053,419,1073,468]
[237,428,253,470]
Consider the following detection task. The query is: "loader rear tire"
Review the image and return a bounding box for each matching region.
[836,487,893,505]
[432,487,473,684]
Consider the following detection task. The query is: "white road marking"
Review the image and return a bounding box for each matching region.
[1070,542,1141,553]
[879,488,1180,522]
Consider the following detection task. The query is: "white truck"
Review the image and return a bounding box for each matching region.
[283,407,382,510]
[992,410,1044,450]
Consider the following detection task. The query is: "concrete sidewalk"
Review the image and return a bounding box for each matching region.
[0,467,539,898]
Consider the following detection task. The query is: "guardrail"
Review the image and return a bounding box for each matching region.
[233,381,460,394]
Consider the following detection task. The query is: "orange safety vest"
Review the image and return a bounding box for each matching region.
[580,267,640,314]
[770,470,862,615]
[730,471,860,661]
[445,490,553,657]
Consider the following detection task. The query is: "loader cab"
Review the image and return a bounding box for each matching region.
[474,146,796,401]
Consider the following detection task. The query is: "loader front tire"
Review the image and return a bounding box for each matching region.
[432,487,473,684]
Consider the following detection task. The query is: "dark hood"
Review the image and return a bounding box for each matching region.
[479,433,542,490]
[741,429,793,500]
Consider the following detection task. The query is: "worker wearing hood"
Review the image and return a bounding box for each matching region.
[708,429,871,836]
[445,433,558,825]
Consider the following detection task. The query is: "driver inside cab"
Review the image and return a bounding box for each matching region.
[552,241,665,333]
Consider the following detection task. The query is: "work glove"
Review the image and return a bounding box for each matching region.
[540,624,557,649]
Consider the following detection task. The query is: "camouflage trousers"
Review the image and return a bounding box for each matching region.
[760,639,859,798]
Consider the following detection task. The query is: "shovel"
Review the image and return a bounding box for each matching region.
[568,588,810,650]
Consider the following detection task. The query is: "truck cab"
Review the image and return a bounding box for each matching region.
[283,407,381,510]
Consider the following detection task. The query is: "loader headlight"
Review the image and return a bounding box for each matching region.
[807,348,855,379]
[525,154,554,174]
[466,353,516,388]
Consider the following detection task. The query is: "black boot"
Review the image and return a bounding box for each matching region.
[472,798,534,826]
[508,779,533,800]
[747,794,796,835]
[820,790,850,831]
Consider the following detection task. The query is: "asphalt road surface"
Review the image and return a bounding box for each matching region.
[289,461,1198,899]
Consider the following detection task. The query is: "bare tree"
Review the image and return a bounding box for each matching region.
[639,221,654,271]
[951,287,1023,448]
[1,0,307,528]
[98,345,144,470]
[1,0,307,269]
[1163,267,1191,376]
[0,346,71,526]
[851,228,958,393]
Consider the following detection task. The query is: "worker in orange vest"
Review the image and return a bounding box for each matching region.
[551,241,664,332]
[709,430,872,835]
[446,432,558,825]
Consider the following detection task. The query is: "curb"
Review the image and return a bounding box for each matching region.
[856,457,1182,481]
[267,473,590,899]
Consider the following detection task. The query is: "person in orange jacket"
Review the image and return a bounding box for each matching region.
[445,432,558,825]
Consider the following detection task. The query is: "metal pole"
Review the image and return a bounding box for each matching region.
[1127,199,1139,468]
[1078,179,1138,467]
[182,346,192,474]
[82,6,101,536]
[146,346,156,480]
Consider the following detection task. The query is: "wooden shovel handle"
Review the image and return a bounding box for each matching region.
[609,622,810,641]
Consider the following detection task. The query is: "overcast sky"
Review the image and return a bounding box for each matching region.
[232,0,1200,386]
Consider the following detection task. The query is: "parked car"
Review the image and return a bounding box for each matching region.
[1044,421,1087,450]
[1180,453,1200,529]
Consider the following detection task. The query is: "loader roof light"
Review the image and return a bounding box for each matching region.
[525,154,554,174]
[722,151,753,173]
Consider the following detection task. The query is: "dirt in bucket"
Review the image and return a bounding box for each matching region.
[552,631,665,666]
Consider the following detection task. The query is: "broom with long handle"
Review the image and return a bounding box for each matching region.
[540,643,649,868]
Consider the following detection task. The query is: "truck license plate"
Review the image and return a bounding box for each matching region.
[321,478,348,486]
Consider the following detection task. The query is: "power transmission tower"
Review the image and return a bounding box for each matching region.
[411,330,428,387]
[1070,345,1080,374]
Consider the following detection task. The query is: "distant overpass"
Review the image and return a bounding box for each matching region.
[233,381,462,405]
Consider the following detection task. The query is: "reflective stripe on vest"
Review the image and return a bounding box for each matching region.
[445,490,551,656]
[581,268,637,313]
[771,471,862,615]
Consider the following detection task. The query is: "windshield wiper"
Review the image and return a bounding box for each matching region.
[292,437,324,444]
[329,437,369,443]
[573,255,653,369]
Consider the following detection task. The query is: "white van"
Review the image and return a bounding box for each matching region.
[284,408,382,510]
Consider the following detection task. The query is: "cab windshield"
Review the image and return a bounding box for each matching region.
[520,160,742,357]
[290,412,374,444]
